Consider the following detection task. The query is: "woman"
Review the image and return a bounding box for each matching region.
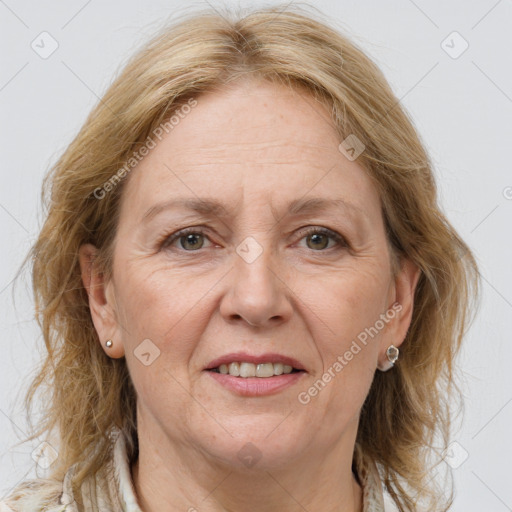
[1,5,479,512]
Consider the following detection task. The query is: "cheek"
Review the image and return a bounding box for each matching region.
[301,262,390,350]
[116,260,187,328]
[113,259,220,363]
[116,264,213,426]
[295,263,389,409]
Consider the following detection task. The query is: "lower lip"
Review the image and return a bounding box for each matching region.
[205,370,306,396]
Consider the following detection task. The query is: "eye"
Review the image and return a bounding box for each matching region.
[296,226,347,251]
[161,227,212,251]
[159,226,348,253]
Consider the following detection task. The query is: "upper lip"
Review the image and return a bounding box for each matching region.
[205,352,306,372]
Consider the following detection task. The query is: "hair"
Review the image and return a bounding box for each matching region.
[7,4,479,511]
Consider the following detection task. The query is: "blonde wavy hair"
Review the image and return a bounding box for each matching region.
[10,4,479,511]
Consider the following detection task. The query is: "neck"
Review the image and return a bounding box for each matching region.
[131,420,363,512]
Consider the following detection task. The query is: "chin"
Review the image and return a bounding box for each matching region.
[195,418,309,471]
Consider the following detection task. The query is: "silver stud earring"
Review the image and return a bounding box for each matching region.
[377,345,399,372]
[105,339,113,348]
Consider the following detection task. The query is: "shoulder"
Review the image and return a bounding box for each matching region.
[0,478,76,512]
[0,429,132,512]
[382,492,400,511]
[382,492,431,512]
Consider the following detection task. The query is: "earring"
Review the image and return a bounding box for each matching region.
[105,339,113,348]
[377,345,399,372]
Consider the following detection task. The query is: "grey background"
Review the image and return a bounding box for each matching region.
[1,0,511,510]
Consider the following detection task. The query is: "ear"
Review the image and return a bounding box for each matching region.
[378,258,421,367]
[78,244,125,359]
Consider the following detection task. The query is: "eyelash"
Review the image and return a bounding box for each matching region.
[159,226,348,253]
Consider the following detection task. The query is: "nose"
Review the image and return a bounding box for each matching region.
[219,239,293,328]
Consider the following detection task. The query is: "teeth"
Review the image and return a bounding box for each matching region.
[213,362,297,378]
[256,363,274,377]
[274,363,284,375]
[228,362,240,376]
[239,362,256,378]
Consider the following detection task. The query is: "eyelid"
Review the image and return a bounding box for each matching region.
[294,226,348,249]
[160,226,215,250]
[160,225,348,251]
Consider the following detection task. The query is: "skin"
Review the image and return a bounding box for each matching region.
[79,77,420,512]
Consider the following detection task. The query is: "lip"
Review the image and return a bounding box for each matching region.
[204,352,306,371]
[206,371,305,396]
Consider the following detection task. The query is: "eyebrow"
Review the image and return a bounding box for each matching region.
[142,196,365,223]
[142,198,230,222]
[285,197,364,218]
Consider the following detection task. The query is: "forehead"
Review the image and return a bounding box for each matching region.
[120,78,380,219]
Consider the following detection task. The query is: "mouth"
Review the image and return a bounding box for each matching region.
[204,352,307,380]
[205,361,306,397]
[207,362,304,378]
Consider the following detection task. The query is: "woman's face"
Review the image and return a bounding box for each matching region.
[82,78,419,470]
